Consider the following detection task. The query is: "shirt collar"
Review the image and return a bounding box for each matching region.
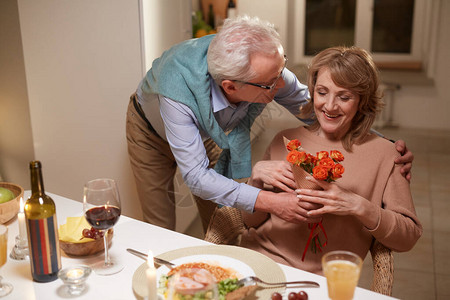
[210,77,237,112]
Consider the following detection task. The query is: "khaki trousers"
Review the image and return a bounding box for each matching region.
[126,95,220,232]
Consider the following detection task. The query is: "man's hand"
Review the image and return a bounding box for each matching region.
[394,139,414,182]
[254,190,321,224]
[249,160,297,192]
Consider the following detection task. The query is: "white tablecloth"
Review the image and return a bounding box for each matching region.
[1,192,396,299]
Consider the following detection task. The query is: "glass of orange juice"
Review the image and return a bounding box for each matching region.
[0,224,13,296]
[322,250,362,300]
[0,225,7,267]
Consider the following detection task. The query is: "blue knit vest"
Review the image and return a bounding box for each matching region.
[141,35,265,179]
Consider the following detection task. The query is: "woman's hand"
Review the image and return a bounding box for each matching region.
[296,176,379,229]
[394,139,414,182]
[249,160,297,192]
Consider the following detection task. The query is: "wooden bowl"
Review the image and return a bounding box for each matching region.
[59,229,113,256]
[0,182,24,224]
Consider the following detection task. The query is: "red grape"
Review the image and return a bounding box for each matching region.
[82,227,106,240]
[288,292,298,300]
[271,292,282,300]
[297,291,308,300]
[82,228,93,238]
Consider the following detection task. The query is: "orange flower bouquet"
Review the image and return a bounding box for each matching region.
[284,137,345,261]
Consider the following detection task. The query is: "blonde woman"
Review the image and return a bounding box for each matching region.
[240,46,422,274]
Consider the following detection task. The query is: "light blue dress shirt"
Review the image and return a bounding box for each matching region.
[137,68,310,212]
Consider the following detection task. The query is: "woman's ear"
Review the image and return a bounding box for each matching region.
[221,80,238,95]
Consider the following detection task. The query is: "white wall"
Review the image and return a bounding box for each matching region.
[0,0,34,184]
[16,0,143,218]
[142,0,192,71]
[5,0,197,232]
[238,0,288,50]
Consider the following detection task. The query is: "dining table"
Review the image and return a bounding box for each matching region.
[1,191,397,300]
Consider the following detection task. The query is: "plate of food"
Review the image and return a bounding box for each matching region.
[132,245,286,299]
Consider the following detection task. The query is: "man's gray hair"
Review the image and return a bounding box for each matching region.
[207,15,283,85]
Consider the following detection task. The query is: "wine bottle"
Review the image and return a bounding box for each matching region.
[207,4,215,29]
[24,161,61,282]
[227,0,237,19]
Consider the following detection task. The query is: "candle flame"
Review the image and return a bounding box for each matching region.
[67,268,84,280]
[19,197,24,213]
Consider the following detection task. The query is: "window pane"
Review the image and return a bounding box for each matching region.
[371,0,415,53]
[305,0,356,55]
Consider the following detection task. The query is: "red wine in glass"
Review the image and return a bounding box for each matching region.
[85,206,120,230]
[83,178,123,276]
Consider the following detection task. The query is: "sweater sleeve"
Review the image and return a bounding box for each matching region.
[367,163,423,252]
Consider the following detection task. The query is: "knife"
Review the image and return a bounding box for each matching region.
[127,248,175,269]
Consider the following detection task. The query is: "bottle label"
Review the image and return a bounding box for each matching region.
[27,215,61,275]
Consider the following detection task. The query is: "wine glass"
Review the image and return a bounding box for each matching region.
[0,225,13,297]
[83,178,123,275]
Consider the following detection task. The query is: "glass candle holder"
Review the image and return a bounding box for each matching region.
[9,235,29,261]
[58,266,91,296]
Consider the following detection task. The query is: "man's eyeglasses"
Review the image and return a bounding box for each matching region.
[235,55,287,91]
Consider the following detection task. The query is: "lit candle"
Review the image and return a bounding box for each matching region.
[146,250,158,300]
[18,197,27,240]
[66,268,84,280]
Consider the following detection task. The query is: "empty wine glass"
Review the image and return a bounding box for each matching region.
[0,225,13,297]
[83,178,123,275]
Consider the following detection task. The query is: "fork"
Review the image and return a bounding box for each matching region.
[237,276,320,288]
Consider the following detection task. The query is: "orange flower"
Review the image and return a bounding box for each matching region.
[330,150,344,162]
[316,151,329,160]
[286,150,299,164]
[331,163,345,180]
[284,138,346,260]
[287,150,307,165]
[317,157,335,171]
[287,139,301,151]
[312,165,329,181]
[285,138,345,182]
[298,151,308,164]
[307,154,317,165]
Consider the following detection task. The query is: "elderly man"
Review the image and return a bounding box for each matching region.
[126,16,413,231]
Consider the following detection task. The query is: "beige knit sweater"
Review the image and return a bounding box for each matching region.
[240,126,422,274]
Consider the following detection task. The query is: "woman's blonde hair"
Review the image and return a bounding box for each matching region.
[300,46,384,151]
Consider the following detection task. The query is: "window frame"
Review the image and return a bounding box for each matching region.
[291,0,434,71]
